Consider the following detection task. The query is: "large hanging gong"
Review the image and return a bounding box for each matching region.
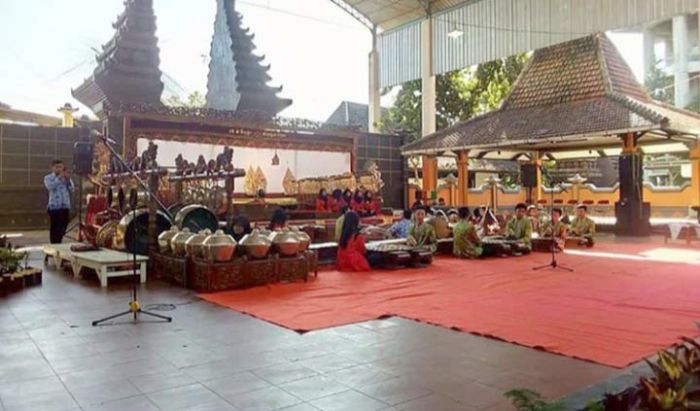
[114,209,172,255]
[174,204,219,233]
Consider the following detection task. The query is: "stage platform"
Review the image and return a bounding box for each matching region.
[201,235,700,369]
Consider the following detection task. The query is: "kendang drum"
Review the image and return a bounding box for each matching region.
[95,220,119,248]
[114,209,172,255]
[174,204,219,233]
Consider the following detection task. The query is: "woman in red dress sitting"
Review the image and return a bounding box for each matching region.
[315,188,330,212]
[363,191,381,216]
[336,211,370,272]
[330,189,343,213]
[350,189,364,214]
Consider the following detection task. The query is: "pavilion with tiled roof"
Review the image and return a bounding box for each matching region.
[402,32,700,235]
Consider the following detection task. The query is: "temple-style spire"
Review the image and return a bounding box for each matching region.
[72,0,164,118]
[206,0,292,116]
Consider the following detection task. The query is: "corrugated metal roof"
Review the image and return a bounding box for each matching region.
[333,0,467,30]
[373,0,698,87]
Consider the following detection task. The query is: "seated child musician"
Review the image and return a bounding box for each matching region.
[452,207,483,259]
[505,203,533,252]
[407,206,437,253]
[542,207,567,251]
[570,204,596,247]
[388,209,412,239]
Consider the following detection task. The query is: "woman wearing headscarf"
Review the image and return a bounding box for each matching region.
[229,215,251,242]
[363,190,380,216]
[351,189,364,215]
[269,208,288,232]
[315,188,330,212]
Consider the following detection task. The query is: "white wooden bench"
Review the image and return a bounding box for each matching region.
[43,245,148,287]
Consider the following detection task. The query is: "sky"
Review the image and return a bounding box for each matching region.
[0,0,643,122]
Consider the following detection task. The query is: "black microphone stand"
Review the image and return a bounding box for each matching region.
[533,166,573,272]
[92,134,172,326]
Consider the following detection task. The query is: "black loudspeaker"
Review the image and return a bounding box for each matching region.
[615,201,651,236]
[615,153,650,236]
[73,142,94,175]
[618,154,643,203]
[520,164,537,188]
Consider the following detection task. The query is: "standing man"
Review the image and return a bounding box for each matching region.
[44,160,74,244]
[506,203,533,251]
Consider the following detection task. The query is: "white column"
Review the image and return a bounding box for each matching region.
[368,27,381,133]
[673,14,690,108]
[643,29,656,77]
[421,17,436,137]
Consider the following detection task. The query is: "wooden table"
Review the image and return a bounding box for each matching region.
[72,250,148,287]
[42,243,77,268]
[43,244,148,287]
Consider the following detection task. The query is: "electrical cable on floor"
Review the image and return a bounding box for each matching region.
[142,298,198,312]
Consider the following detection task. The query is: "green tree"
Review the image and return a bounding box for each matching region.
[163,91,206,108]
[380,54,529,140]
[644,64,674,105]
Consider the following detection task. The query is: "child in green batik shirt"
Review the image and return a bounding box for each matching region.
[506,203,533,250]
[570,204,596,247]
[542,207,567,251]
[408,207,437,253]
[453,207,483,258]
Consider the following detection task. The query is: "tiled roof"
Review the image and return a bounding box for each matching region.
[402,33,700,155]
[325,101,389,132]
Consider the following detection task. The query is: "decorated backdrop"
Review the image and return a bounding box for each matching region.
[137,138,352,194]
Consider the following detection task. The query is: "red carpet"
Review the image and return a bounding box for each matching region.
[199,243,700,368]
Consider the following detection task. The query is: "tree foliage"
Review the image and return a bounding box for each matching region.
[163,91,206,108]
[644,64,674,105]
[380,54,529,140]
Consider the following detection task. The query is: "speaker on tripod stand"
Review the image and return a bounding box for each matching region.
[69,136,94,242]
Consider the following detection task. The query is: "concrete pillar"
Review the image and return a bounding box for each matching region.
[690,141,700,207]
[673,14,691,108]
[368,27,381,133]
[643,29,656,77]
[422,155,438,198]
[421,17,436,137]
[457,150,469,206]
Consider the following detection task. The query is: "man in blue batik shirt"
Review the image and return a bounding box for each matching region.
[44,160,74,243]
[388,209,412,239]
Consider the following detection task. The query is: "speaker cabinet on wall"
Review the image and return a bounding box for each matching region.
[520,163,537,188]
[73,142,94,176]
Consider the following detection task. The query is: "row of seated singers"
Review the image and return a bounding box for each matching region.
[534,204,596,250]
[453,203,596,258]
[316,188,381,216]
